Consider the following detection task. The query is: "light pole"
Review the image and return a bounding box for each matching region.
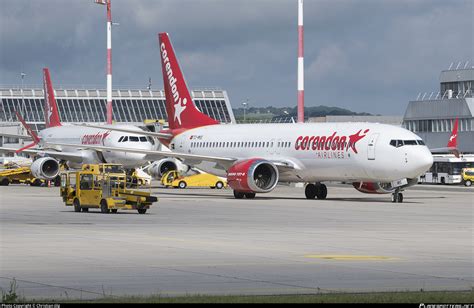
[20,72,26,116]
[242,99,249,123]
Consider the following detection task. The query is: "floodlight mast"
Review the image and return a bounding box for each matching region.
[297,0,304,123]
[95,0,113,124]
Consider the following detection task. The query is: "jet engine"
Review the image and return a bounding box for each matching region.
[30,157,60,180]
[227,159,279,193]
[352,178,418,194]
[147,158,189,179]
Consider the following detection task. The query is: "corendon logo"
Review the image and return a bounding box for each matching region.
[295,129,370,158]
[81,131,111,145]
[161,42,187,125]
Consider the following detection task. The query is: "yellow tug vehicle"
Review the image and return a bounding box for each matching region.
[60,164,157,214]
[0,166,45,186]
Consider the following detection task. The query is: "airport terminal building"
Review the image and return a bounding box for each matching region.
[0,87,235,145]
[402,66,473,153]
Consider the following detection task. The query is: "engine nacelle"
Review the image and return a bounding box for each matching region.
[30,157,60,180]
[227,159,279,193]
[147,158,189,179]
[353,178,418,194]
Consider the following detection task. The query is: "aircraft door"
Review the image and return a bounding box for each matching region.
[367,134,379,160]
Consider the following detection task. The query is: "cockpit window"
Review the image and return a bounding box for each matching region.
[118,136,124,142]
[122,136,128,142]
[139,137,147,142]
[130,136,139,142]
[390,139,424,147]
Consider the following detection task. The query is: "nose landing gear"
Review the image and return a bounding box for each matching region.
[391,189,404,203]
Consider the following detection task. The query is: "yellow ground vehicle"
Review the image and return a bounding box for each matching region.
[60,164,158,214]
[0,167,45,186]
[462,168,474,187]
[161,170,227,189]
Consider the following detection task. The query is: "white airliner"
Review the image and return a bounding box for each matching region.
[0,68,181,181]
[52,33,435,203]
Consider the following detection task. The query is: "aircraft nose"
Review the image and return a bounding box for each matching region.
[414,147,434,174]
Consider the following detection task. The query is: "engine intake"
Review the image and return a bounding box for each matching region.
[30,157,60,180]
[227,159,279,193]
[148,159,177,179]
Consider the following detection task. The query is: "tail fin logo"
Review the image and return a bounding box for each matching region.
[161,42,187,125]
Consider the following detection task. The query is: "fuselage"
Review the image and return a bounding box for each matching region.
[38,124,154,168]
[168,122,433,183]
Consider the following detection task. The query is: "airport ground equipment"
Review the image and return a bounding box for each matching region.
[0,166,45,186]
[462,168,474,187]
[60,163,158,214]
[161,170,226,189]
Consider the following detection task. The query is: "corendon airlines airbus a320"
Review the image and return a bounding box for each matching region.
[53,33,434,203]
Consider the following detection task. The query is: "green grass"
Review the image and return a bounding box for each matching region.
[36,290,474,304]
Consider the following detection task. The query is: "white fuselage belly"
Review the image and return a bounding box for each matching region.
[171,123,433,183]
[39,125,152,168]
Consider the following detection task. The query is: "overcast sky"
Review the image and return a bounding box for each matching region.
[0,0,472,115]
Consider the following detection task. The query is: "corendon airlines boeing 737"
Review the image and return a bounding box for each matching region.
[51,33,434,202]
[0,68,159,182]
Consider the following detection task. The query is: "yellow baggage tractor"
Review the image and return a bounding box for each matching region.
[60,164,158,214]
[0,166,45,186]
[161,170,227,189]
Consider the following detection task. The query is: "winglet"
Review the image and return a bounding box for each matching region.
[447,118,459,158]
[158,32,219,130]
[15,111,40,153]
[43,68,62,128]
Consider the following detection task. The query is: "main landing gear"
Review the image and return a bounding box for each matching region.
[233,191,256,199]
[305,183,327,200]
[391,190,404,203]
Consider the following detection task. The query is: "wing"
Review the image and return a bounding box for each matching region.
[73,124,174,139]
[43,142,299,172]
[0,147,85,163]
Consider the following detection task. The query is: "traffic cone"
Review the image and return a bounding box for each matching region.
[48,180,51,188]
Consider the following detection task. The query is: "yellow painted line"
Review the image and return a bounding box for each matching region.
[304,255,399,261]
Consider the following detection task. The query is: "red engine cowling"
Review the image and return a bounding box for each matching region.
[353,178,418,194]
[227,159,279,193]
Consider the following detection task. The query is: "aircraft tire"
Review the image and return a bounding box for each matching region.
[138,209,147,214]
[316,184,327,200]
[305,184,317,199]
[233,191,245,199]
[245,193,256,199]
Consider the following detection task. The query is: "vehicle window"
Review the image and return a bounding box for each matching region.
[130,136,139,142]
[465,171,474,176]
[404,140,417,145]
[417,140,425,145]
[80,174,93,190]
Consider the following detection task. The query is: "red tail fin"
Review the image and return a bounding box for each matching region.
[15,111,40,153]
[158,33,219,130]
[43,68,62,128]
[447,118,459,158]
